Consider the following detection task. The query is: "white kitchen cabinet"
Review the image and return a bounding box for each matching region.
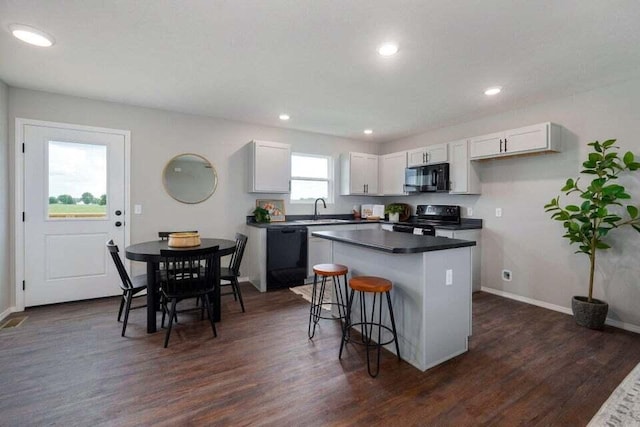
[469,122,561,160]
[340,152,379,195]
[378,151,408,196]
[248,140,291,193]
[435,229,481,291]
[407,143,448,167]
[448,140,481,194]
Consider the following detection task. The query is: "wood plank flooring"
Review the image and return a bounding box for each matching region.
[1,286,639,426]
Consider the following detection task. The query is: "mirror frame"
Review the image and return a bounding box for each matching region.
[162,153,218,204]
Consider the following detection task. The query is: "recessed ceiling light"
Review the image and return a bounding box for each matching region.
[377,43,398,57]
[279,114,290,121]
[364,129,373,135]
[484,86,502,96]
[9,24,55,47]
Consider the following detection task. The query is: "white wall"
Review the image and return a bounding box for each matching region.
[382,77,640,329]
[0,80,9,317]
[7,87,379,298]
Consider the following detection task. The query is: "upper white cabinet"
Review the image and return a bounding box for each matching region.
[340,152,378,195]
[248,140,291,193]
[407,143,448,167]
[448,140,481,194]
[379,151,408,196]
[470,122,561,160]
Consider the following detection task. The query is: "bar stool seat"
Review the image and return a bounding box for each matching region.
[339,275,401,378]
[308,263,349,339]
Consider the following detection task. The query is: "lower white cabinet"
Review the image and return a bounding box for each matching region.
[435,229,481,291]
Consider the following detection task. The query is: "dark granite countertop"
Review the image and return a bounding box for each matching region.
[311,229,476,254]
[246,216,482,230]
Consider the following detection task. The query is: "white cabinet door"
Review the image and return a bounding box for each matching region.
[407,147,428,167]
[349,153,368,194]
[469,132,503,159]
[250,140,291,193]
[504,123,548,154]
[341,152,379,195]
[365,155,379,195]
[448,139,480,194]
[426,143,448,164]
[379,151,407,195]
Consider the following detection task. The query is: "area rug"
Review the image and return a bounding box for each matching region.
[588,362,640,426]
[289,283,332,311]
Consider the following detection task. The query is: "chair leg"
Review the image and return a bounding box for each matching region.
[203,293,217,337]
[117,292,125,322]
[339,289,355,359]
[121,292,133,337]
[234,278,245,313]
[164,298,177,348]
[386,291,401,361]
[308,273,319,339]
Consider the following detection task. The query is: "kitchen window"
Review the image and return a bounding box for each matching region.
[290,153,333,203]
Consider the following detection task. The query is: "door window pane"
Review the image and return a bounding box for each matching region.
[48,141,107,219]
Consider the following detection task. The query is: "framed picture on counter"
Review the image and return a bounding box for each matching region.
[256,199,286,222]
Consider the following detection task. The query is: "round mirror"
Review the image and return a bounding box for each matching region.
[162,154,217,204]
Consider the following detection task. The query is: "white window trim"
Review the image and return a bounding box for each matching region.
[290,152,334,204]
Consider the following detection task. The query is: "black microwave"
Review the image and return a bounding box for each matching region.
[404,163,450,193]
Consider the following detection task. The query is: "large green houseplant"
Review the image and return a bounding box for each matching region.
[544,139,640,329]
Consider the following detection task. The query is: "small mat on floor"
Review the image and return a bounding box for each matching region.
[0,316,27,330]
[588,361,640,426]
[290,284,331,311]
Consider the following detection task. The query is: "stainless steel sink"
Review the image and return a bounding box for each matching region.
[293,219,350,224]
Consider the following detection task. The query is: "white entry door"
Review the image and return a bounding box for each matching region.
[23,123,128,306]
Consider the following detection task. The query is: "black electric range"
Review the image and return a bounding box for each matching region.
[391,205,461,235]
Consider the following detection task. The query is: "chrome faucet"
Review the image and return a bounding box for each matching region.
[314,198,326,220]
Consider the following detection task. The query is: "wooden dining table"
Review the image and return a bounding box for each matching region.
[125,238,236,333]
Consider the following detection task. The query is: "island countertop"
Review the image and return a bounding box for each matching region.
[311,229,476,254]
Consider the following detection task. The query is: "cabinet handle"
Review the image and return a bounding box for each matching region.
[422,152,426,163]
[426,152,429,163]
[504,137,508,152]
[499,139,503,153]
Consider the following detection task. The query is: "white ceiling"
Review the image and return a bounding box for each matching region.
[1,1,640,142]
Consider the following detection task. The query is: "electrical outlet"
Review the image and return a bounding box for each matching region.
[446,269,453,286]
[495,208,502,217]
[467,207,473,217]
[134,204,142,214]
[502,269,512,281]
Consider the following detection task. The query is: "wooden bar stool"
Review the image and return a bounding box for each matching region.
[339,276,401,377]
[308,263,349,339]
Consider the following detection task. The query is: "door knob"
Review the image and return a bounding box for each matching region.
[115,221,123,227]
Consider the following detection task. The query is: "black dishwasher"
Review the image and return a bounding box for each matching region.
[267,227,308,290]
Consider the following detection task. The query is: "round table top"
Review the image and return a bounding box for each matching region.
[125,238,236,262]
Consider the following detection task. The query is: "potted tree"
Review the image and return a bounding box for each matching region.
[385,204,405,223]
[544,139,640,329]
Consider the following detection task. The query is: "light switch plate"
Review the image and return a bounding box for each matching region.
[446,269,453,286]
[134,204,142,215]
[467,207,473,217]
[495,208,502,217]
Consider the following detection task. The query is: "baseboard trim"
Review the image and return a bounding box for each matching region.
[0,306,17,322]
[480,287,640,334]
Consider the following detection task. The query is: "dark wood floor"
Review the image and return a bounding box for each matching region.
[1,286,639,426]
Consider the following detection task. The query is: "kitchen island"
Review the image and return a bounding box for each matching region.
[312,229,475,372]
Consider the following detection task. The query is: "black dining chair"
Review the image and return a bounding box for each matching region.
[220,233,248,312]
[160,245,220,348]
[107,240,147,337]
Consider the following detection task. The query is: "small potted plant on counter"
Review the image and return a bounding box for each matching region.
[253,206,270,223]
[544,139,640,329]
[385,204,405,223]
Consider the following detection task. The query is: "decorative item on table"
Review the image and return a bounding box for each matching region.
[256,199,286,222]
[168,232,201,248]
[385,204,406,223]
[544,139,640,330]
[253,206,270,223]
[361,204,384,220]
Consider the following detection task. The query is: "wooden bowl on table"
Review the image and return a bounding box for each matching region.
[168,232,201,248]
